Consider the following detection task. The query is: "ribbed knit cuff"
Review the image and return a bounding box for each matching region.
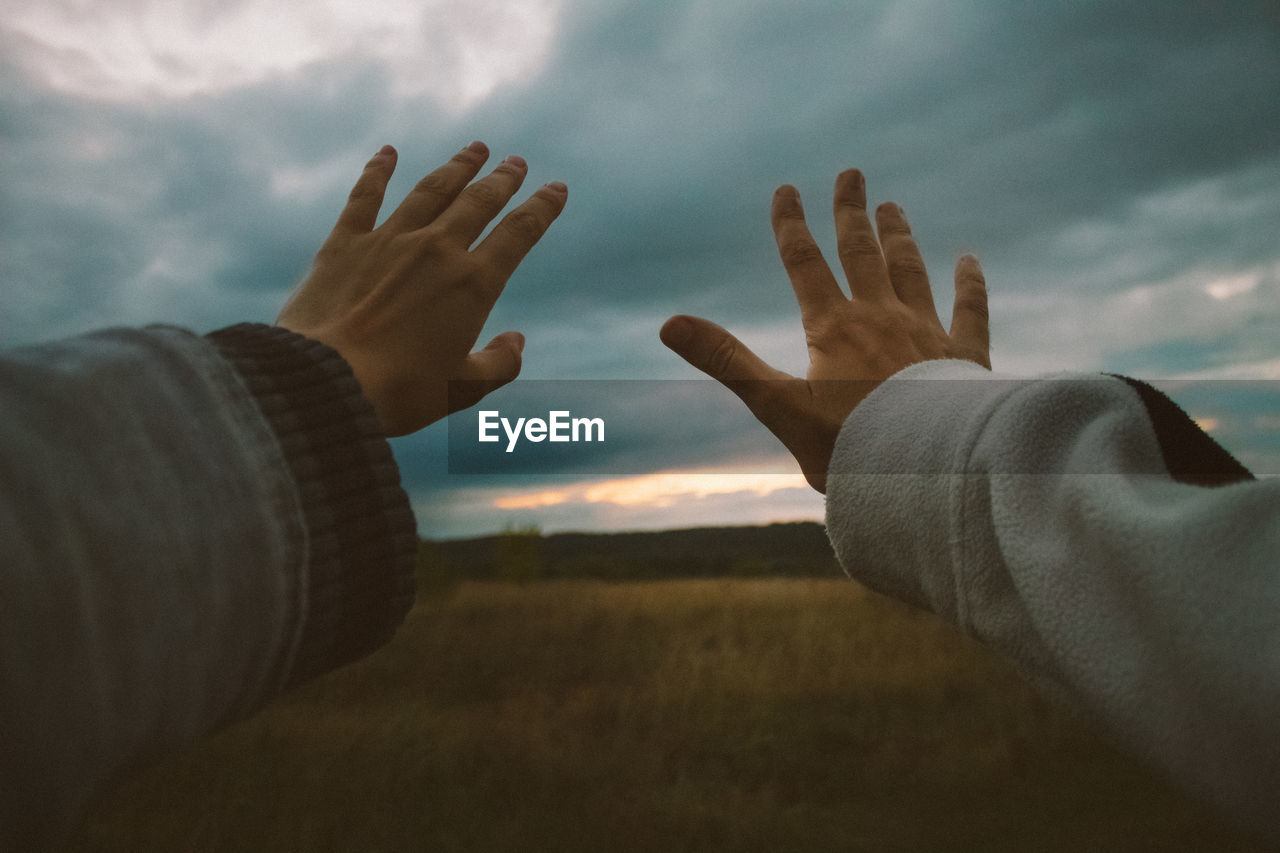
[206,323,417,686]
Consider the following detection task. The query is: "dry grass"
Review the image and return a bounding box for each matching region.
[66,580,1263,851]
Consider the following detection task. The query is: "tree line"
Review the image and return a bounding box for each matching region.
[416,522,844,591]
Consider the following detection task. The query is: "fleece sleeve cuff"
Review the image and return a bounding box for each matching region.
[823,359,1257,622]
[206,322,417,686]
[823,358,1017,618]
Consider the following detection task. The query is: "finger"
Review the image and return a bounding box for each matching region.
[473,182,569,282]
[380,141,489,233]
[875,202,940,319]
[450,332,525,413]
[771,186,845,321]
[832,169,893,301]
[949,255,991,365]
[333,145,398,235]
[433,155,530,245]
[659,314,797,409]
[661,315,775,381]
[661,315,813,462]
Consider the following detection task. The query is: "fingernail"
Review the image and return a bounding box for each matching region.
[465,140,487,154]
[543,181,568,195]
[776,185,799,199]
[502,155,527,169]
[376,144,395,158]
[661,318,693,348]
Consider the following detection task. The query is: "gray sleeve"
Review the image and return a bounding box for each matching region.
[0,325,415,848]
[824,358,1280,842]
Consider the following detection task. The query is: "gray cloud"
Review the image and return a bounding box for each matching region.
[451,0,1280,373]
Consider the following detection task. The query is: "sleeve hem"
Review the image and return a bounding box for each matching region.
[206,323,416,686]
[823,359,1003,618]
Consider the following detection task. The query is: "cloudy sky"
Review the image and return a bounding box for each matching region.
[2,0,1277,538]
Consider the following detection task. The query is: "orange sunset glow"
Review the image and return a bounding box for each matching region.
[493,465,809,511]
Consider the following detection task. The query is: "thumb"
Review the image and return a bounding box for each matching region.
[661,315,829,492]
[660,315,776,381]
[450,331,524,413]
[659,314,796,412]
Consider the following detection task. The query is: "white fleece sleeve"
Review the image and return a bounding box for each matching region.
[824,358,1280,841]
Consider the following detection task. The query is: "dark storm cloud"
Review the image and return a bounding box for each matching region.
[0,54,419,342]
[439,0,1280,381]
[6,0,1276,346]
[473,0,1280,268]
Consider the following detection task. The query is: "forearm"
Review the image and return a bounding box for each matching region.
[0,324,415,847]
[824,359,1280,839]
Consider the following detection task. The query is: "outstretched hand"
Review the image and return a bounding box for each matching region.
[660,169,990,493]
[277,142,567,436]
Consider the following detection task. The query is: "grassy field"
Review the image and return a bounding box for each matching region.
[66,580,1263,852]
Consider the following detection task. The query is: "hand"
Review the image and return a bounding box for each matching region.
[660,169,990,493]
[276,142,567,436]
